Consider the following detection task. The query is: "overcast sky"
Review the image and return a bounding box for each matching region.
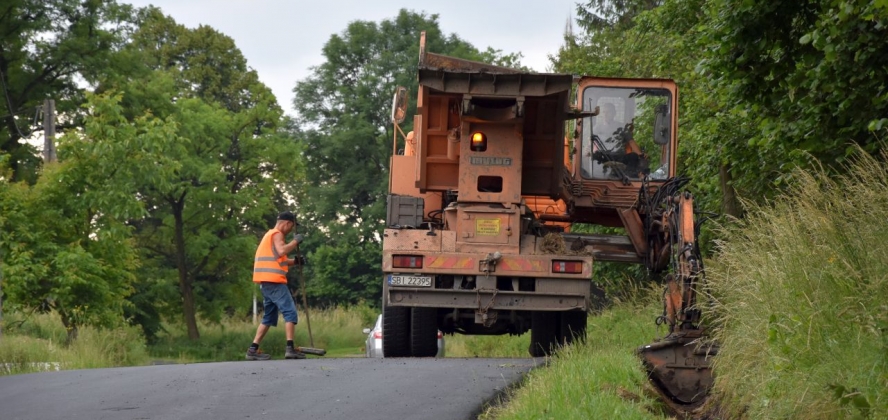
[124,0,582,115]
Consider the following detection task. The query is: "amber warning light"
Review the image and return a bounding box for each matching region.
[392,255,423,269]
[552,260,583,274]
[470,132,487,151]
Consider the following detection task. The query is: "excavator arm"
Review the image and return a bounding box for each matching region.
[637,181,717,413]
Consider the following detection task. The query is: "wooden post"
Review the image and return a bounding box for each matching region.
[43,99,56,162]
[252,289,258,325]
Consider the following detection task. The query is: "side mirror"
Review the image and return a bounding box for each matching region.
[362,328,371,334]
[391,86,408,124]
[653,104,670,145]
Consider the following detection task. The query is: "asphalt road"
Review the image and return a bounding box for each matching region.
[0,357,540,420]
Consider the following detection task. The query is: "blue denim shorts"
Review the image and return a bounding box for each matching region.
[259,282,298,326]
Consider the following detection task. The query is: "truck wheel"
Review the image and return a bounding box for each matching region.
[383,305,410,357]
[410,307,438,357]
[560,310,588,346]
[529,311,558,357]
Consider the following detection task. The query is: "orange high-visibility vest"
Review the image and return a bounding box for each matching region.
[253,228,288,283]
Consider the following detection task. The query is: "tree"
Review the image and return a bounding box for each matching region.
[701,0,888,174]
[0,0,137,183]
[292,9,523,306]
[577,0,664,31]
[95,11,301,339]
[306,228,382,307]
[0,91,156,343]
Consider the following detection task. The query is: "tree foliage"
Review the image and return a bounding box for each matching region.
[702,0,888,170]
[0,91,154,343]
[0,5,300,341]
[96,10,301,339]
[0,0,136,183]
[576,0,663,31]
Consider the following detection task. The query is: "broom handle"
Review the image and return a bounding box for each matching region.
[296,247,314,348]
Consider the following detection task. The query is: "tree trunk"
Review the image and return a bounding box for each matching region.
[173,200,200,340]
[59,310,79,346]
[719,163,741,219]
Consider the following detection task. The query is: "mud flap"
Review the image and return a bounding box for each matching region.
[637,334,717,411]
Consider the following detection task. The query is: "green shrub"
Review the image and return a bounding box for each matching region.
[708,147,888,419]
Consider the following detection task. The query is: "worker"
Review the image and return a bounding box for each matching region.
[404,131,416,156]
[245,211,306,360]
[593,102,626,148]
[587,102,648,179]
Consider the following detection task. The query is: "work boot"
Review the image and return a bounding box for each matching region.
[245,348,271,361]
[285,347,306,359]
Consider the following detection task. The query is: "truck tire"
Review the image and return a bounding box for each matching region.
[529,311,558,357]
[383,305,410,357]
[410,307,438,357]
[560,310,588,346]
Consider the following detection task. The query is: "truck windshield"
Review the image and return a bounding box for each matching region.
[580,86,672,181]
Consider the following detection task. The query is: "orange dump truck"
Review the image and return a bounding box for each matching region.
[381,35,710,410]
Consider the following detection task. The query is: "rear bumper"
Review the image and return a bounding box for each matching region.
[381,250,592,279]
[382,229,594,311]
[386,285,589,311]
[382,229,593,279]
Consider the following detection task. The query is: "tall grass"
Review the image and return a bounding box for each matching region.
[446,333,529,358]
[0,312,150,375]
[0,304,377,374]
[707,148,888,419]
[482,290,670,420]
[148,304,376,361]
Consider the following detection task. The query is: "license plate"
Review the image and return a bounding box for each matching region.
[388,274,432,287]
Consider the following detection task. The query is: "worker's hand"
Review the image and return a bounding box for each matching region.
[294,233,304,244]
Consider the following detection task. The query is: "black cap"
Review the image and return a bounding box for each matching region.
[277,211,298,225]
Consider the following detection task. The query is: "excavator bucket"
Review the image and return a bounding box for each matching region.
[638,333,717,412]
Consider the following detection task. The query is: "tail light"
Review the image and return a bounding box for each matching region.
[393,254,423,268]
[373,330,382,339]
[552,260,583,274]
[437,331,443,339]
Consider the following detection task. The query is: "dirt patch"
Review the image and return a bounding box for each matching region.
[538,233,593,256]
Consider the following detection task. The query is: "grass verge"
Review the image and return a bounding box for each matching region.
[480,296,670,420]
[446,332,529,358]
[0,304,376,373]
[0,312,150,374]
[147,304,376,362]
[707,147,888,419]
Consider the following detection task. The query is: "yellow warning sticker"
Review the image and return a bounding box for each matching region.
[476,218,501,236]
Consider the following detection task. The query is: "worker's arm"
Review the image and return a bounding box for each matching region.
[272,232,302,260]
[625,138,643,155]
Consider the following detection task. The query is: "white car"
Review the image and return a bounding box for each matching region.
[363,314,444,358]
